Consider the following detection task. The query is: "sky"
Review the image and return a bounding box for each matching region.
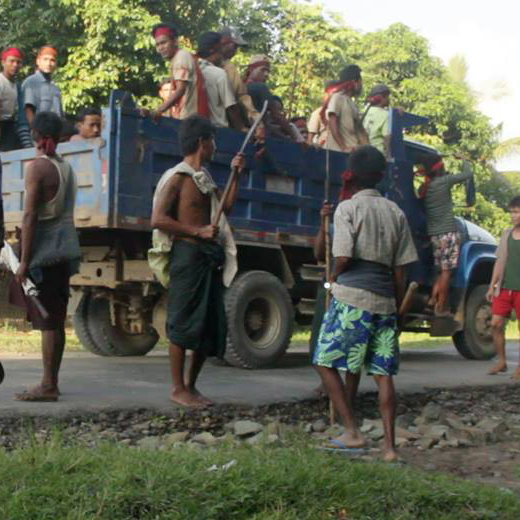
[320,0,520,170]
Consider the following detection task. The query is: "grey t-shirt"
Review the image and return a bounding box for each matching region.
[424,171,472,236]
[22,70,62,117]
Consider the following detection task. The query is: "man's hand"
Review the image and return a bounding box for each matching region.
[15,261,28,286]
[197,225,219,240]
[486,286,494,303]
[320,202,334,220]
[231,153,245,173]
[140,108,163,123]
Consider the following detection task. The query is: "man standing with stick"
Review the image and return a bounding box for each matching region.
[313,146,417,461]
[151,115,244,408]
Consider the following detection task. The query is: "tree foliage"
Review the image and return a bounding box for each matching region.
[0,0,512,234]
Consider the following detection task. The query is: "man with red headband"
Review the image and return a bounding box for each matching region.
[22,46,62,126]
[219,26,258,127]
[0,47,31,151]
[363,84,391,157]
[150,23,208,121]
[417,154,473,316]
[325,65,369,153]
[308,80,339,146]
[10,111,81,402]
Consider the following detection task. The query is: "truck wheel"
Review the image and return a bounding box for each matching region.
[224,271,294,368]
[87,297,159,356]
[452,284,494,360]
[72,293,109,356]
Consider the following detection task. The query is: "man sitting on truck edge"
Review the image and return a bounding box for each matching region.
[70,107,101,141]
[417,155,473,316]
[149,23,209,122]
[313,145,418,461]
[486,195,520,377]
[196,32,244,130]
[324,65,369,153]
[10,111,81,402]
[151,115,243,408]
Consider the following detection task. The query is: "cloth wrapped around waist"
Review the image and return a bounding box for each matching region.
[336,259,394,298]
[166,239,227,357]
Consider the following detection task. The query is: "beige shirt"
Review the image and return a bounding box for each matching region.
[308,107,327,146]
[170,48,198,119]
[223,60,258,123]
[0,73,17,120]
[332,189,418,313]
[325,92,363,152]
[198,58,236,127]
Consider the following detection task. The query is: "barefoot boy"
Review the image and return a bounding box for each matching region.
[313,145,417,461]
[487,196,520,377]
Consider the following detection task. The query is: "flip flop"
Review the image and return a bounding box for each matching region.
[318,438,366,454]
[13,390,58,402]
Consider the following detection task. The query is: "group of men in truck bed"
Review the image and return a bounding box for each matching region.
[0,21,519,465]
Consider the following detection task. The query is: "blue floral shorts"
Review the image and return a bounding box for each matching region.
[313,298,399,376]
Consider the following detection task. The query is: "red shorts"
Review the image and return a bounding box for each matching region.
[491,289,520,318]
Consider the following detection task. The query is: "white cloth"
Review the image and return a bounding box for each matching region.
[198,58,236,127]
[151,161,238,287]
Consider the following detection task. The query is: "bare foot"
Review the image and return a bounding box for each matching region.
[170,388,207,409]
[334,430,366,449]
[14,385,58,402]
[488,363,508,375]
[188,386,213,406]
[382,447,400,462]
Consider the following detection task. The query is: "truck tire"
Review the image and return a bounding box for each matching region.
[224,270,294,368]
[72,293,109,356]
[452,284,494,360]
[87,297,159,356]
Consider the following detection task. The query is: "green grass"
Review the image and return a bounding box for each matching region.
[0,437,518,519]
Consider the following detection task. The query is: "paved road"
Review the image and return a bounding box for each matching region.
[0,343,518,416]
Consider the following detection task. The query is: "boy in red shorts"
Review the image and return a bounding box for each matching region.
[487,196,520,377]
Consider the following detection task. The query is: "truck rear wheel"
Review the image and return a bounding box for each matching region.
[72,293,109,356]
[224,271,294,368]
[452,284,494,360]
[87,297,159,356]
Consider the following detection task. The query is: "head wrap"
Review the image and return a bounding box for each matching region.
[37,46,57,58]
[152,24,177,40]
[1,47,23,61]
[244,55,270,83]
[417,160,444,198]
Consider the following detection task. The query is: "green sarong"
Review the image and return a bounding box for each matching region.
[166,240,227,357]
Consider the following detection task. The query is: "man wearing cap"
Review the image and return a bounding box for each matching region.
[150,23,209,121]
[324,65,368,153]
[196,32,243,130]
[219,27,258,126]
[244,55,294,139]
[0,48,31,151]
[363,84,391,158]
[22,46,63,126]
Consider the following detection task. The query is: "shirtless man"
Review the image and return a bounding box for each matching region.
[151,115,243,408]
[70,107,101,140]
[11,111,81,401]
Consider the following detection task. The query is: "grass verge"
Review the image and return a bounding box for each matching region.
[0,437,519,519]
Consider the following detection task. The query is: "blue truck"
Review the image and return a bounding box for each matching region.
[1,91,497,367]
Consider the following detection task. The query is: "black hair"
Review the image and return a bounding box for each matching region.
[151,23,178,39]
[197,32,222,58]
[271,95,283,107]
[339,64,361,83]
[290,116,306,124]
[179,115,215,156]
[60,118,78,141]
[349,145,386,189]
[32,111,62,141]
[77,107,101,123]
[508,196,520,209]
[416,153,443,177]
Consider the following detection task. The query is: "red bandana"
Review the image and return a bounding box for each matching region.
[244,60,270,83]
[1,47,23,61]
[153,27,176,40]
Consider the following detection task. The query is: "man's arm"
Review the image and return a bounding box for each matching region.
[383,134,391,158]
[151,174,217,240]
[332,256,351,281]
[327,113,347,151]
[155,81,187,116]
[222,153,245,214]
[16,162,42,283]
[392,265,406,312]
[25,105,35,126]
[313,203,333,261]
[268,99,294,139]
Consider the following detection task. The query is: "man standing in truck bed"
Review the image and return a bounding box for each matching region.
[151,115,243,408]
[10,111,81,402]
